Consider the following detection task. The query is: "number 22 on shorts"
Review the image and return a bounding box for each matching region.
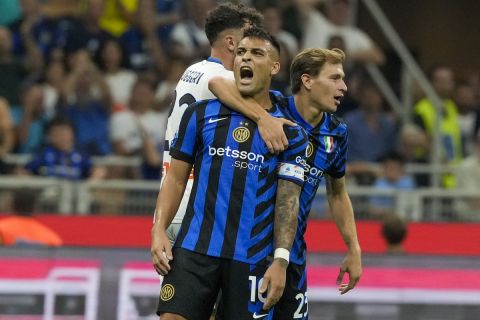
[294,292,308,319]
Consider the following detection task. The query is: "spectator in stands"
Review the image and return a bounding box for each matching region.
[0,98,15,174]
[98,39,137,110]
[169,0,215,60]
[0,1,21,26]
[99,0,139,38]
[454,82,480,157]
[61,50,112,155]
[41,58,67,120]
[0,189,62,247]
[41,0,84,18]
[345,82,398,184]
[151,0,182,43]
[465,71,480,107]
[0,26,42,108]
[369,152,415,216]
[22,117,105,180]
[118,0,168,71]
[295,0,385,65]
[154,57,187,111]
[263,4,298,59]
[64,0,114,58]
[413,65,462,187]
[15,84,48,154]
[381,214,407,254]
[261,4,298,93]
[7,0,55,58]
[396,124,430,187]
[110,79,167,179]
[455,134,480,220]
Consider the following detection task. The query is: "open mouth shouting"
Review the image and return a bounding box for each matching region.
[333,94,344,106]
[240,65,254,85]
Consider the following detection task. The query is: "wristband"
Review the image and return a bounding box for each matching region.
[274,248,290,264]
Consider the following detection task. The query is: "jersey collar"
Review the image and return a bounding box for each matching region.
[288,95,326,132]
[207,57,223,65]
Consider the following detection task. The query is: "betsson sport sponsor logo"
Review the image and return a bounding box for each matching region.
[208,145,264,172]
[296,156,324,186]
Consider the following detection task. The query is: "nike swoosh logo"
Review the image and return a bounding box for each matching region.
[252,312,268,319]
[208,117,228,124]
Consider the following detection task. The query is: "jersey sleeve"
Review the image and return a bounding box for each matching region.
[277,126,308,186]
[328,129,348,178]
[169,103,198,164]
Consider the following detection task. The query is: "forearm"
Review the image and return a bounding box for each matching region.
[153,183,185,230]
[274,179,301,251]
[349,47,385,65]
[145,32,167,72]
[17,115,34,144]
[327,190,360,251]
[22,34,44,72]
[153,159,191,229]
[93,74,112,108]
[208,77,269,123]
[0,100,14,155]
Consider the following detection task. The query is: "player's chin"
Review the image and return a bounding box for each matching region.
[327,105,338,113]
[238,85,256,96]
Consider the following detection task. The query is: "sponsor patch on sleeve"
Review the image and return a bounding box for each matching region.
[277,163,304,181]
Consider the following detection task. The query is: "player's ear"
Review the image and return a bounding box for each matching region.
[301,74,312,91]
[224,35,236,53]
[270,61,280,76]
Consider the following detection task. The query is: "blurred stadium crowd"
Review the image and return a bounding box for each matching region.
[1,0,480,219]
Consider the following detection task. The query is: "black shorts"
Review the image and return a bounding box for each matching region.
[157,247,274,320]
[273,263,308,320]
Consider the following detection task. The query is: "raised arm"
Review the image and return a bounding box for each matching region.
[151,159,192,275]
[326,175,362,294]
[208,76,296,154]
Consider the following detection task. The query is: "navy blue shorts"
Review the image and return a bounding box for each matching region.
[157,247,274,320]
[273,263,308,320]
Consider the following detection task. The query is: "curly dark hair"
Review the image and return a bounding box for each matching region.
[242,26,280,56]
[205,3,263,45]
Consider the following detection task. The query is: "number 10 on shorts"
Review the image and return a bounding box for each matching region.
[248,276,267,303]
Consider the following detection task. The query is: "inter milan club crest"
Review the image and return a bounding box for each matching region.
[306,141,314,158]
[324,136,334,153]
[232,121,250,143]
[160,284,175,301]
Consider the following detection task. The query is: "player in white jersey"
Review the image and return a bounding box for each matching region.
[151,3,294,274]
[162,57,234,228]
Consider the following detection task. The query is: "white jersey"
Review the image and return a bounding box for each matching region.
[163,58,234,224]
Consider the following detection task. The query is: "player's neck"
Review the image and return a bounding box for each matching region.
[244,91,272,110]
[294,94,324,126]
[209,48,233,70]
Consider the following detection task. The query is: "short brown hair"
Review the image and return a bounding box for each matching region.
[205,3,263,45]
[290,48,346,93]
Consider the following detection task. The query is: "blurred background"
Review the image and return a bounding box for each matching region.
[1,0,480,319]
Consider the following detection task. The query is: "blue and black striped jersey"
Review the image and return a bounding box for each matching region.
[277,95,349,265]
[170,98,308,264]
[26,146,92,180]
